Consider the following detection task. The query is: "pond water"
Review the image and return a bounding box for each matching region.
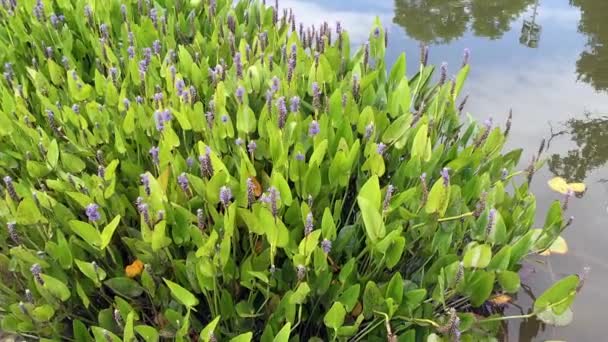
[285,0,608,340]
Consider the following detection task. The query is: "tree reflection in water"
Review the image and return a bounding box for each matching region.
[570,0,608,92]
[392,0,535,44]
[548,114,608,182]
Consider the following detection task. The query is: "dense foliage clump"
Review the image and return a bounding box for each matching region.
[0,0,582,341]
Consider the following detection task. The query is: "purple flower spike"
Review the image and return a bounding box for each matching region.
[234,52,243,78]
[197,208,205,230]
[127,46,135,59]
[30,263,44,285]
[221,114,229,123]
[290,96,300,113]
[219,186,232,207]
[154,111,165,131]
[199,147,214,178]
[152,40,161,55]
[3,176,19,202]
[277,97,287,129]
[178,173,191,196]
[440,168,450,186]
[235,138,244,146]
[296,265,306,281]
[33,0,44,22]
[439,62,448,86]
[7,221,19,245]
[186,157,195,170]
[86,203,101,222]
[305,212,314,235]
[462,48,470,67]
[352,75,360,100]
[295,152,305,161]
[268,187,280,218]
[321,239,332,254]
[246,178,256,208]
[309,120,320,137]
[149,146,160,165]
[236,86,245,104]
[140,174,151,196]
[486,208,497,237]
[377,143,387,156]
[312,82,321,110]
[247,140,257,155]
[383,184,395,211]
[365,123,374,140]
[271,76,280,93]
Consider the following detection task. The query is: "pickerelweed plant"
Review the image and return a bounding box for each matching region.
[0,0,585,341]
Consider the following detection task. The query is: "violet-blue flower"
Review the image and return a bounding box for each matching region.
[377,142,387,156]
[305,212,314,235]
[321,239,332,254]
[309,120,320,137]
[290,96,300,113]
[86,203,101,222]
[277,97,287,129]
[236,86,245,104]
[440,168,450,186]
[247,140,257,155]
[30,263,44,285]
[149,146,160,165]
[199,147,214,178]
[219,186,232,207]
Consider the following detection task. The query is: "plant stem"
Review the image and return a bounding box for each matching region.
[438,212,473,222]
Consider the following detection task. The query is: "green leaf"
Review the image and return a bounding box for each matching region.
[17,198,46,225]
[537,307,574,327]
[389,53,406,87]
[32,304,55,321]
[123,311,135,342]
[75,259,106,286]
[230,332,253,342]
[324,302,346,330]
[468,271,495,307]
[152,221,171,251]
[337,284,360,312]
[463,243,492,268]
[290,282,311,304]
[100,215,121,250]
[363,281,384,317]
[534,275,579,315]
[412,124,430,161]
[273,322,291,342]
[425,179,450,216]
[386,273,404,304]
[69,220,101,247]
[104,277,144,298]
[164,278,199,308]
[382,113,412,144]
[46,139,59,168]
[40,274,71,301]
[357,197,385,243]
[498,271,521,293]
[135,325,159,342]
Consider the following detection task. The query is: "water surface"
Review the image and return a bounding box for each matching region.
[287,0,608,340]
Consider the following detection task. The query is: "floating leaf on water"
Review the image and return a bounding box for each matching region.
[539,236,568,256]
[488,294,512,306]
[547,177,586,194]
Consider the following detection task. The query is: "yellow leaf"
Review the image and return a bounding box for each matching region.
[158,167,171,193]
[488,294,512,306]
[568,183,586,193]
[547,177,586,194]
[539,236,568,256]
[547,177,569,194]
